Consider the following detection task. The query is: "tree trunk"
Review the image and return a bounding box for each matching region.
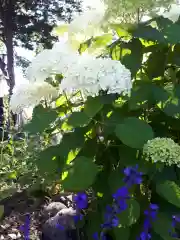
[4,0,15,95]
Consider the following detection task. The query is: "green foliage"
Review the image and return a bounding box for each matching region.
[3,12,180,240]
[62,156,99,191]
[115,117,154,149]
[0,205,4,219]
[156,181,180,208]
[23,104,58,134]
[117,199,140,226]
[152,212,176,240]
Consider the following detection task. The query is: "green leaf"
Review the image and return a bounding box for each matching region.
[67,112,91,127]
[115,117,154,149]
[0,205,4,219]
[151,85,170,103]
[24,105,58,134]
[121,39,143,77]
[152,212,176,240]
[111,24,131,37]
[58,129,85,160]
[131,25,165,43]
[170,44,180,65]
[86,211,103,239]
[163,102,180,117]
[108,167,125,194]
[62,156,99,191]
[90,33,113,49]
[79,40,91,54]
[38,146,60,173]
[111,44,131,61]
[113,227,130,240]
[156,16,180,44]
[174,84,180,98]
[156,181,180,208]
[84,97,103,118]
[117,199,140,226]
[128,83,152,110]
[146,48,168,79]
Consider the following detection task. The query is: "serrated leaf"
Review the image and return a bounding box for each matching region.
[115,117,154,149]
[84,97,103,118]
[62,156,99,191]
[156,181,180,208]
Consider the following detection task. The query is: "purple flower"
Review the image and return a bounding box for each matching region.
[123,165,143,187]
[93,232,99,240]
[144,204,159,220]
[93,232,107,240]
[73,213,83,223]
[138,204,158,240]
[113,186,130,200]
[139,232,151,240]
[74,192,88,209]
[169,215,180,238]
[172,215,180,224]
[19,214,30,240]
[101,205,119,229]
[113,186,130,213]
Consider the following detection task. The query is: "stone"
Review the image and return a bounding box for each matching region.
[43,202,67,220]
[42,208,78,240]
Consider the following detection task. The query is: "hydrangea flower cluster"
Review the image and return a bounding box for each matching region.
[9,1,132,113]
[143,137,180,168]
[10,43,131,113]
[10,81,59,113]
[60,55,132,98]
[27,40,132,99]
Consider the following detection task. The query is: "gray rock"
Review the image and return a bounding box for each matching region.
[42,208,78,240]
[43,202,67,220]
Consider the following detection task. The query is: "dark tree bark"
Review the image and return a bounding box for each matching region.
[2,0,15,95]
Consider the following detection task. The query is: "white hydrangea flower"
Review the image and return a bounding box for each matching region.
[161,4,180,23]
[60,56,132,98]
[26,41,80,83]
[26,49,54,82]
[10,82,59,113]
[69,9,105,37]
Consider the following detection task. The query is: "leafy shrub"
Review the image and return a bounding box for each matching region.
[5,7,180,240]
